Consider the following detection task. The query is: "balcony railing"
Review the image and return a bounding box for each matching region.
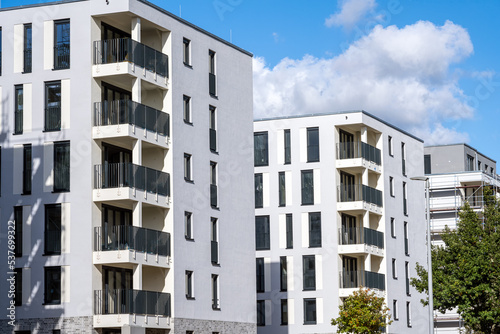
[93,38,169,78]
[44,230,61,255]
[94,288,171,317]
[94,162,170,197]
[94,225,170,257]
[338,184,383,207]
[211,240,218,264]
[337,141,381,165]
[54,44,70,70]
[45,106,61,131]
[339,270,385,290]
[23,49,32,73]
[14,110,23,134]
[338,227,384,249]
[94,100,169,137]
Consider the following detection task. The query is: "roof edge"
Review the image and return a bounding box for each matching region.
[424,143,496,163]
[0,0,87,12]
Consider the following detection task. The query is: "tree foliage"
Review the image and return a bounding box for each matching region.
[411,187,500,333]
[331,287,392,333]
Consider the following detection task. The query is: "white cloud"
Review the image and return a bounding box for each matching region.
[253,20,474,145]
[325,0,376,29]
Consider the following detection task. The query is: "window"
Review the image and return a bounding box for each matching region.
[209,50,216,96]
[301,170,314,205]
[403,182,407,215]
[491,167,494,175]
[393,300,399,320]
[183,38,191,65]
[401,142,406,175]
[53,141,70,192]
[184,154,192,181]
[185,270,194,299]
[406,301,412,327]
[279,172,286,206]
[466,154,475,171]
[391,218,396,238]
[254,173,263,208]
[23,144,32,195]
[211,274,219,310]
[209,105,217,152]
[303,255,316,290]
[256,258,264,292]
[211,218,218,264]
[183,95,191,123]
[286,214,293,249]
[284,129,291,164]
[424,154,431,174]
[45,204,61,255]
[389,176,394,197]
[392,258,397,279]
[281,299,288,325]
[255,216,270,250]
[54,19,70,70]
[280,256,287,291]
[210,161,218,208]
[478,161,481,171]
[257,300,265,326]
[44,266,61,304]
[404,221,409,255]
[23,24,32,73]
[45,81,62,131]
[14,206,23,257]
[186,331,194,334]
[53,331,60,334]
[307,127,319,162]
[388,136,393,156]
[185,212,193,240]
[309,212,321,247]
[303,298,317,324]
[15,268,22,306]
[254,132,269,166]
[405,261,410,296]
[14,85,23,134]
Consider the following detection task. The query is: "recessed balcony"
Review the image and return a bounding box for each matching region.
[336,142,382,173]
[337,184,383,215]
[339,270,385,297]
[338,227,384,256]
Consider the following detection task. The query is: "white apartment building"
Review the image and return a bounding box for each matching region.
[425,144,500,333]
[0,1,255,333]
[254,111,430,334]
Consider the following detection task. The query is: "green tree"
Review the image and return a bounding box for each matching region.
[411,187,500,333]
[331,287,392,333]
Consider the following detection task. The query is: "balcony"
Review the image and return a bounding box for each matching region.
[54,44,70,70]
[94,289,171,328]
[93,38,168,87]
[339,270,385,297]
[337,184,383,214]
[93,100,169,146]
[93,163,170,207]
[93,225,170,267]
[337,141,382,173]
[338,227,384,256]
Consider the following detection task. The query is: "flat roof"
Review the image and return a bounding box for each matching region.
[425,143,496,163]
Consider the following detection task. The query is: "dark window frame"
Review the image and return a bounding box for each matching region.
[303,298,317,324]
[254,132,269,167]
[14,206,23,257]
[53,19,70,70]
[301,170,314,205]
[280,256,287,291]
[183,95,191,124]
[44,204,62,255]
[185,270,194,299]
[45,80,62,132]
[185,211,193,240]
[257,300,265,326]
[184,153,192,181]
[308,212,321,247]
[256,258,264,293]
[303,255,316,291]
[278,171,286,207]
[209,105,217,152]
[23,23,32,73]
[14,84,23,135]
[23,144,32,195]
[15,268,22,306]
[286,213,293,249]
[306,127,320,162]
[255,216,270,250]
[254,173,263,209]
[281,299,288,325]
[44,266,61,305]
[284,129,291,164]
[183,38,191,66]
[53,141,70,192]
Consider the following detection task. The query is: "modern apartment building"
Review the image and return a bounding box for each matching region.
[425,144,500,333]
[254,111,430,334]
[0,1,255,333]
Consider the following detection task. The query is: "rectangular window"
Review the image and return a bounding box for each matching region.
[257,300,265,326]
[393,300,399,320]
[401,142,406,175]
[405,261,410,296]
[284,129,291,164]
[389,176,394,197]
[303,255,316,290]
[403,182,407,215]
[307,127,319,162]
[254,173,263,208]
[279,172,286,206]
[255,216,270,250]
[45,204,61,255]
[391,218,396,238]
[185,270,194,299]
[15,268,22,306]
[286,213,293,249]
[54,19,70,70]
[281,299,288,325]
[211,274,219,309]
[254,132,269,166]
[183,38,191,65]
[14,85,23,135]
[209,50,216,96]
[309,212,321,247]
[14,207,23,257]
[45,81,62,132]
[23,144,32,195]
[303,298,317,324]
[183,95,191,124]
[388,136,393,156]
[53,141,70,192]
[301,170,314,205]
[44,266,61,304]
[280,256,287,291]
[186,332,193,334]
[209,105,217,152]
[404,221,409,255]
[184,153,192,181]
[210,162,218,208]
[185,212,193,240]
[256,258,264,292]
[406,301,412,327]
[466,154,474,171]
[211,218,218,264]
[392,258,397,279]
[23,24,32,73]
[424,154,431,174]
[478,161,481,170]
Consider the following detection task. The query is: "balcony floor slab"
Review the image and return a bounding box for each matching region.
[338,244,384,257]
[336,158,382,174]
[337,201,383,215]
[93,250,171,268]
[92,62,168,89]
[93,124,169,149]
[93,188,170,208]
[93,314,171,329]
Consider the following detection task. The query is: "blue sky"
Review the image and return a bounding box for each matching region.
[3,0,500,160]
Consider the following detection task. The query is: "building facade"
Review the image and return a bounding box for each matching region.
[425,144,500,333]
[0,1,255,333]
[254,111,430,334]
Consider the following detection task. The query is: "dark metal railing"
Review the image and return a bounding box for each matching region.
[338,227,384,249]
[94,225,170,257]
[24,49,32,73]
[54,44,70,70]
[23,168,31,195]
[44,230,61,255]
[337,184,383,207]
[93,38,169,78]
[211,240,218,264]
[209,73,216,95]
[44,106,61,131]
[94,162,170,197]
[14,110,23,134]
[94,288,171,317]
[337,141,381,165]
[94,100,169,137]
[339,270,385,290]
